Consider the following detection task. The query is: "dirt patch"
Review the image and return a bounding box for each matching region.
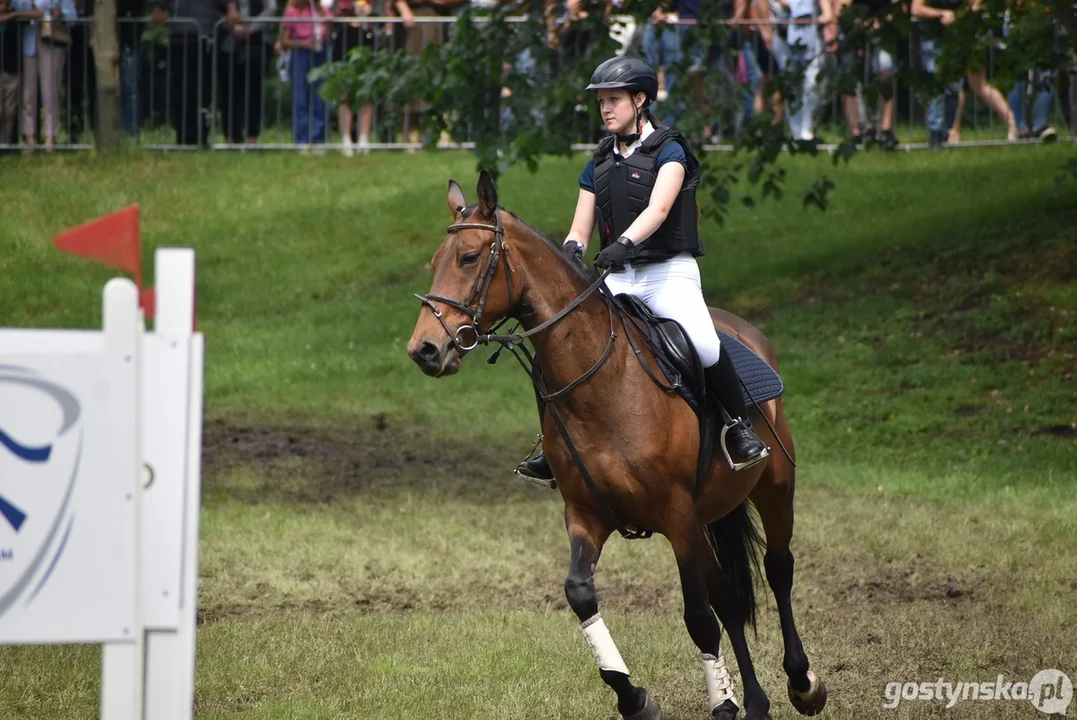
[532,579,683,615]
[836,567,981,605]
[201,416,524,505]
[198,590,429,625]
[195,553,1003,648]
[1035,424,1077,439]
[201,580,567,622]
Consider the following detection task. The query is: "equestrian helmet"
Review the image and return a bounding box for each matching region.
[585,56,659,107]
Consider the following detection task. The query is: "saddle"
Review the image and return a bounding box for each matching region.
[612,293,786,494]
[614,294,709,409]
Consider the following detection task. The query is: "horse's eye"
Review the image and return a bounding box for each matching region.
[460,252,481,266]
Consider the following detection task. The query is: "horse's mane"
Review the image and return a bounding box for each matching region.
[503,208,600,287]
[458,202,599,289]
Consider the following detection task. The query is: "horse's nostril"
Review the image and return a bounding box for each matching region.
[417,341,440,362]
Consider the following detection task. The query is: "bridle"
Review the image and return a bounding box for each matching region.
[413,207,613,391]
[413,209,512,354]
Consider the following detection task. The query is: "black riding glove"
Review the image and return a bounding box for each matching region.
[562,240,584,261]
[594,236,634,271]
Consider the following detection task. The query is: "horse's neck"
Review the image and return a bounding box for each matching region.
[511,232,621,402]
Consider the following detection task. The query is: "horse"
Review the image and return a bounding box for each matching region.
[406,170,827,720]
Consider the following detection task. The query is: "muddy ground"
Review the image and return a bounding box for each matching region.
[188,417,1077,720]
[197,416,1059,617]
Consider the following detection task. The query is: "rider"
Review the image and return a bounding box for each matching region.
[516,55,770,485]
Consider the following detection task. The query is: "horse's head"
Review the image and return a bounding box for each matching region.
[407,171,521,377]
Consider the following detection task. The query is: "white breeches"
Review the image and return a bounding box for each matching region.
[604,252,722,367]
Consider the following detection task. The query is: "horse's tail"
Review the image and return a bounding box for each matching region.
[704,499,765,633]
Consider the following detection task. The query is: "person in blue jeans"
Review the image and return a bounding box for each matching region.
[642,0,728,127]
[1009,71,1057,141]
[784,0,833,142]
[281,0,331,146]
[116,0,142,137]
[642,1,692,126]
[911,0,961,148]
[1004,9,1058,141]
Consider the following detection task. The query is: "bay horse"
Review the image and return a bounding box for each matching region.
[406,171,827,720]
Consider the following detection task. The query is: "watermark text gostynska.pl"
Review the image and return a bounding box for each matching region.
[883,669,1072,715]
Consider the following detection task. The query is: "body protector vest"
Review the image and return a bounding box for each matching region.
[592,126,704,266]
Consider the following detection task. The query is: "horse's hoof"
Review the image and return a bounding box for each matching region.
[788,670,827,716]
[622,690,662,720]
[711,698,739,720]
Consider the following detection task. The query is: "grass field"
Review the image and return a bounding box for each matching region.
[0,142,1075,719]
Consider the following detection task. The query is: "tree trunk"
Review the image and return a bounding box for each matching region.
[91,0,123,151]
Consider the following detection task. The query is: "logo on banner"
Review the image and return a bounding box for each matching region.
[0,367,83,619]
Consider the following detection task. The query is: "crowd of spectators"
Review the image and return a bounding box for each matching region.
[630,0,1070,148]
[0,0,1072,152]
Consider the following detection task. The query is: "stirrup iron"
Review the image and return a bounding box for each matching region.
[514,434,557,489]
[719,421,771,472]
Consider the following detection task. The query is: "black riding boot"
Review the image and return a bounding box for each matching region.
[516,362,556,486]
[514,407,555,485]
[705,351,770,471]
[516,450,554,482]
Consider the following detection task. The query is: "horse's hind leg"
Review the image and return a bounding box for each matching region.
[750,438,827,716]
[702,502,772,720]
[564,505,659,720]
[666,519,749,720]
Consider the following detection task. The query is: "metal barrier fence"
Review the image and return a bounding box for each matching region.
[0,12,1073,153]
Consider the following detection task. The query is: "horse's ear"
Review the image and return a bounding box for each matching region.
[447,179,468,217]
[476,170,498,217]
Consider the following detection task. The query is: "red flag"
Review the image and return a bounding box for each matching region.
[54,205,142,285]
[54,205,156,320]
[140,288,156,320]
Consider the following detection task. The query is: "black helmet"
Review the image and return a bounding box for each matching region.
[585,56,659,107]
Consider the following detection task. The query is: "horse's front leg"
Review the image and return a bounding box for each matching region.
[564,505,659,720]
